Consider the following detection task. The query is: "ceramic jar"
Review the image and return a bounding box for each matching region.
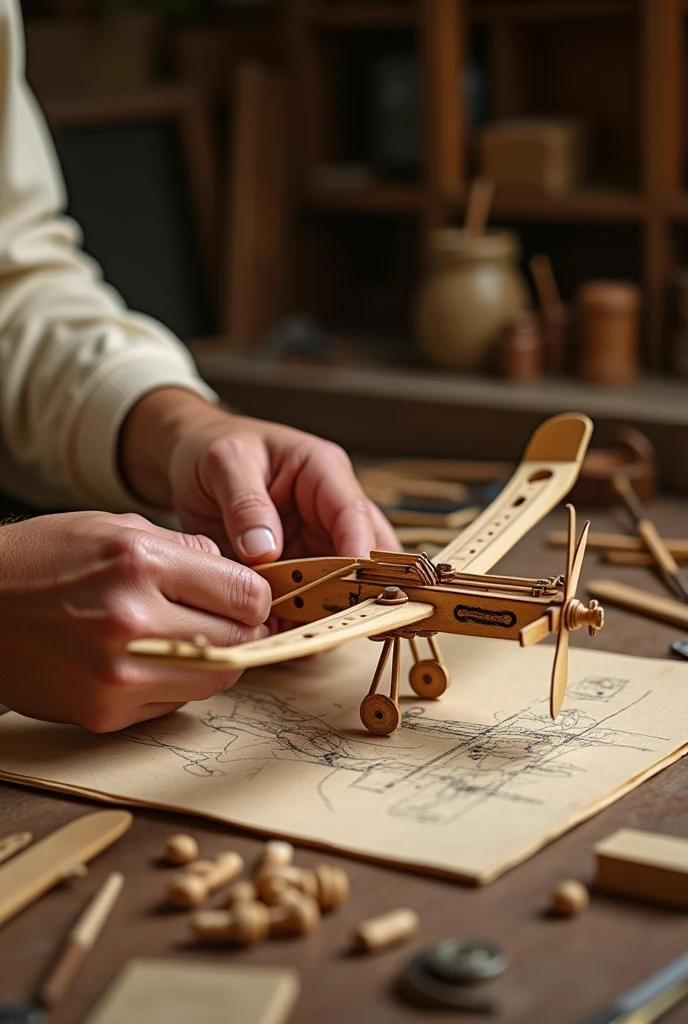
[415,229,530,371]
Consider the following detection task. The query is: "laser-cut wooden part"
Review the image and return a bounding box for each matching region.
[602,550,688,567]
[587,579,688,630]
[432,412,592,573]
[0,831,32,866]
[595,828,688,908]
[0,810,132,928]
[130,598,435,671]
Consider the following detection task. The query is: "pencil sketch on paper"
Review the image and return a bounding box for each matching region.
[121,675,667,826]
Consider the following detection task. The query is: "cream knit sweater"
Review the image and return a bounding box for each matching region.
[0,0,215,512]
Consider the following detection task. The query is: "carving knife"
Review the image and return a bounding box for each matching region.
[0,810,132,928]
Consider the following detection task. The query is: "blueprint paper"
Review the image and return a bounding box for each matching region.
[1,635,687,883]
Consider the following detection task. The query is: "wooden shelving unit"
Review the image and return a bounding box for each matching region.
[276,0,688,372]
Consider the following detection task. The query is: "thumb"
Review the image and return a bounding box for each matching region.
[204,445,284,565]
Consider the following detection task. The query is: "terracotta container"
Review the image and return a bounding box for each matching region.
[415,229,530,371]
[577,280,642,385]
[499,311,542,382]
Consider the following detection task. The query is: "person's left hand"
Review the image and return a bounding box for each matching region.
[120,389,399,565]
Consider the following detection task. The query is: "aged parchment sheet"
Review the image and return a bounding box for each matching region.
[1,635,687,883]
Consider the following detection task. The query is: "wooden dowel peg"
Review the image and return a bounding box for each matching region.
[40,871,124,1008]
[225,880,259,906]
[353,907,419,952]
[268,892,321,936]
[255,866,318,906]
[313,864,349,911]
[191,903,270,945]
[261,840,294,868]
[549,530,688,558]
[163,834,199,866]
[167,850,244,907]
[587,579,688,630]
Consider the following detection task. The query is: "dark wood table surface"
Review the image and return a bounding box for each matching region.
[2,499,688,1024]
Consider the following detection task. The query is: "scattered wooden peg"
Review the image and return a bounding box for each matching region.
[313,864,349,911]
[261,840,294,868]
[190,903,270,945]
[255,865,318,905]
[549,879,589,917]
[167,850,244,907]
[163,834,199,866]
[353,907,419,953]
[268,892,321,937]
[225,880,259,906]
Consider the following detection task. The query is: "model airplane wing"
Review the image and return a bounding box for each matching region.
[433,412,592,575]
[128,597,435,671]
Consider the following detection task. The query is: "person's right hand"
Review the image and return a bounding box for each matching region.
[0,511,271,731]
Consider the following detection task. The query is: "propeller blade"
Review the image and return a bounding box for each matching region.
[550,625,570,719]
[566,519,591,603]
[563,504,576,599]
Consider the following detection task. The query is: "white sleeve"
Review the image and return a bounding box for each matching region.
[0,0,217,511]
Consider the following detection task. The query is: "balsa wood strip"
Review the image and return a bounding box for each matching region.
[434,413,592,573]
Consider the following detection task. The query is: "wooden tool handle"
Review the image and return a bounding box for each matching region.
[587,579,688,629]
[638,519,681,576]
[464,176,494,238]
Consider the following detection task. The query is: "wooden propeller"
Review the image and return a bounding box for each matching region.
[550,505,602,718]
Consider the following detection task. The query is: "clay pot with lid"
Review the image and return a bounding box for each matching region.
[577,280,642,385]
[415,229,530,371]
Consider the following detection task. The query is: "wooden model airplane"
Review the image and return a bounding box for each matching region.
[129,413,604,736]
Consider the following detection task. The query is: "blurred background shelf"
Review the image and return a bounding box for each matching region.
[192,345,688,493]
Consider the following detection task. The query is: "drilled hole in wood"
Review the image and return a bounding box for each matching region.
[294,596,304,609]
[512,496,526,507]
[304,633,314,638]
[291,570,303,583]
[528,470,553,483]
[374,710,384,720]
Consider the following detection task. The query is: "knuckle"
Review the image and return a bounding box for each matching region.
[227,568,271,624]
[108,530,158,582]
[226,489,273,520]
[206,435,252,471]
[322,440,351,467]
[116,512,150,531]
[101,596,149,642]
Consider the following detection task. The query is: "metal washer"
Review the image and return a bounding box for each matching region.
[400,940,508,1011]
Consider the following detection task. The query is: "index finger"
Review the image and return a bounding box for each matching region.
[297,451,381,557]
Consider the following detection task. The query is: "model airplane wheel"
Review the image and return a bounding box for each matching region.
[360,694,401,736]
[408,660,450,699]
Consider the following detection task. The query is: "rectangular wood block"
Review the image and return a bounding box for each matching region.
[85,959,300,1024]
[477,118,587,195]
[595,828,688,908]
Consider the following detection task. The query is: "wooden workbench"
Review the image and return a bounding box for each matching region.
[2,500,688,1024]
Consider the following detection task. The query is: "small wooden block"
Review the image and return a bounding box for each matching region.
[595,828,688,908]
[85,959,300,1024]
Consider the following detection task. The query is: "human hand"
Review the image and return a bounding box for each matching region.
[119,390,399,564]
[0,511,270,730]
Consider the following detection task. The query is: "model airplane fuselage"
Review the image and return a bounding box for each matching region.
[129,413,605,736]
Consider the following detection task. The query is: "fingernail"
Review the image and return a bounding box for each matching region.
[239,527,277,558]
